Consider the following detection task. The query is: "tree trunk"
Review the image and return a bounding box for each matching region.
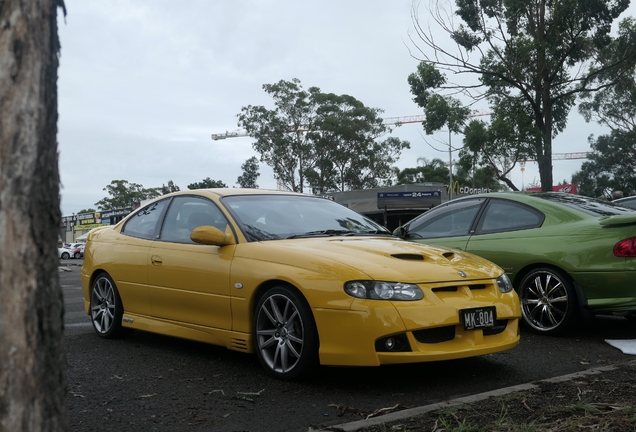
[0,0,68,430]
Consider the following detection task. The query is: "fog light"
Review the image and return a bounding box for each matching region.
[385,338,396,350]
[375,334,411,352]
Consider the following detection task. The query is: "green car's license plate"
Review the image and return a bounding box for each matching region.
[460,306,496,330]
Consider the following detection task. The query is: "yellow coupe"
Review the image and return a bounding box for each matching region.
[81,189,521,379]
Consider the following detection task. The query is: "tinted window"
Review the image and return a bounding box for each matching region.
[223,195,387,241]
[160,196,229,244]
[613,197,636,210]
[477,199,543,233]
[407,199,484,239]
[122,199,169,240]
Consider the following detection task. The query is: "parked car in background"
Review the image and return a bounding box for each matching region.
[613,196,636,209]
[394,192,636,336]
[72,244,85,259]
[82,189,521,379]
[59,242,85,260]
[58,247,72,260]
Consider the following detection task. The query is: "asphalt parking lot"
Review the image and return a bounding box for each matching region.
[60,263,636,431]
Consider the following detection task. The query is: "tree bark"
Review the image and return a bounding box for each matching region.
[0,0,68,430]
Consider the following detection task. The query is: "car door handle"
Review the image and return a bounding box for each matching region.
[151,255,163,266]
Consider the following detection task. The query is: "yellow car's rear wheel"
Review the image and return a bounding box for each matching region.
[254,286,318,380]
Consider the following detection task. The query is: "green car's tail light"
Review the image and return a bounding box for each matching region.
[344,281,424,300]
[614,237,636,257]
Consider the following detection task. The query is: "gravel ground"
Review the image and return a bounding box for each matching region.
[327,360,636,431]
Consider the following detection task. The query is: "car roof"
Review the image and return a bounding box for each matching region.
[162,188,312,199]
[613,196,636,203]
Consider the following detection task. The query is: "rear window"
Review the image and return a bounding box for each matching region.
[534,193,636,217]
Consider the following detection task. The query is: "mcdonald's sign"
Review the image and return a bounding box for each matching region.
[447,181,493,196]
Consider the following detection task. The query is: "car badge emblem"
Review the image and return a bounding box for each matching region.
[458,271,467,278]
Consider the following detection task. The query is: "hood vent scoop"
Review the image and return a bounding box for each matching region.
[442,252,454,260]
[391,253,425,261]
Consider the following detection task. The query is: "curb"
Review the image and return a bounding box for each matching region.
[319,362,629,432]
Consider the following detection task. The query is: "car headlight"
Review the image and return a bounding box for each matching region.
[344,281,423,301]
[496,274,513,293]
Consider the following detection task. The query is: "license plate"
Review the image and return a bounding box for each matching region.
[460,306,496,330]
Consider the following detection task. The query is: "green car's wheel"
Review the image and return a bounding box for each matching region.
[519,267,578,335]
[90,273,126,339]
[254,286,319,380]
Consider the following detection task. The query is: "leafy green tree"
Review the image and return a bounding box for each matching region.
[239,79,409,193]
[95,180,161,210]
[307,93,409,192]
[457,115,536,191]
[77,208,96,214]
[410,1,636,191]
[159,180,180,195]
[572,130,636,197]
[578,18,636,133]
[238,79,319,192]
[187,177,228,190]
[573,25,636,198]
[237,156,260,188]
[408,63,470,135]
[396,157,449,184]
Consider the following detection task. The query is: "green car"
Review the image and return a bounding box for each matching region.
[393,192,636,335]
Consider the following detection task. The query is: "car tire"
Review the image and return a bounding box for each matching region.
[61,252,70,260]
[518,267,578,335]
[253,286,319,380]
[74,252,81,259]
[90,273,127,339]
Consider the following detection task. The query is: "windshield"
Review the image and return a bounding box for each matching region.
[223,195,389,241]
[535,193,636,217]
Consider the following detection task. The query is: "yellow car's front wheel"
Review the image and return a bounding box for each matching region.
[254,286,319,380]
[90,273,126,339]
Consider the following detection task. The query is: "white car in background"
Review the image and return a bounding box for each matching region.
[59,243,84,260]
[58,247,73,260]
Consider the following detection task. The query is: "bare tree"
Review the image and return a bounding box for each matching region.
[0,1,68,430]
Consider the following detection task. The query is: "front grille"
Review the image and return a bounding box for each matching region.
[413,325,455,343]
[431,284,487,293]
[482,320,508,336]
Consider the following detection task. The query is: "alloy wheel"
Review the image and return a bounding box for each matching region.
[91,275,118,336]
[256,293,305,374]
[520,268,575,335]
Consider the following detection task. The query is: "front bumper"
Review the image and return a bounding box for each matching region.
[313,290,521,366]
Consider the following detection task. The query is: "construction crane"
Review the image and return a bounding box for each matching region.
[211,113,590,160]
[210,111,492,141]
[522,152,590,161]
[211,130,248,140]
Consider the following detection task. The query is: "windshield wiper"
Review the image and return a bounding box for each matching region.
[360,229,393,236]
[243,224,283,241]
[286,229,358,239]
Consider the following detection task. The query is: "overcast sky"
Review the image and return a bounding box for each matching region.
[56,1,635,216]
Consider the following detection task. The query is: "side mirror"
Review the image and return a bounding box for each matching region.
[190,226,235,246]
[393,226,407,239]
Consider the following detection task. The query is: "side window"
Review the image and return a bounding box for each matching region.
[407,199,484,239]
[477,199,544,233]
[122,199,169,240]
[159,196,229,244]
